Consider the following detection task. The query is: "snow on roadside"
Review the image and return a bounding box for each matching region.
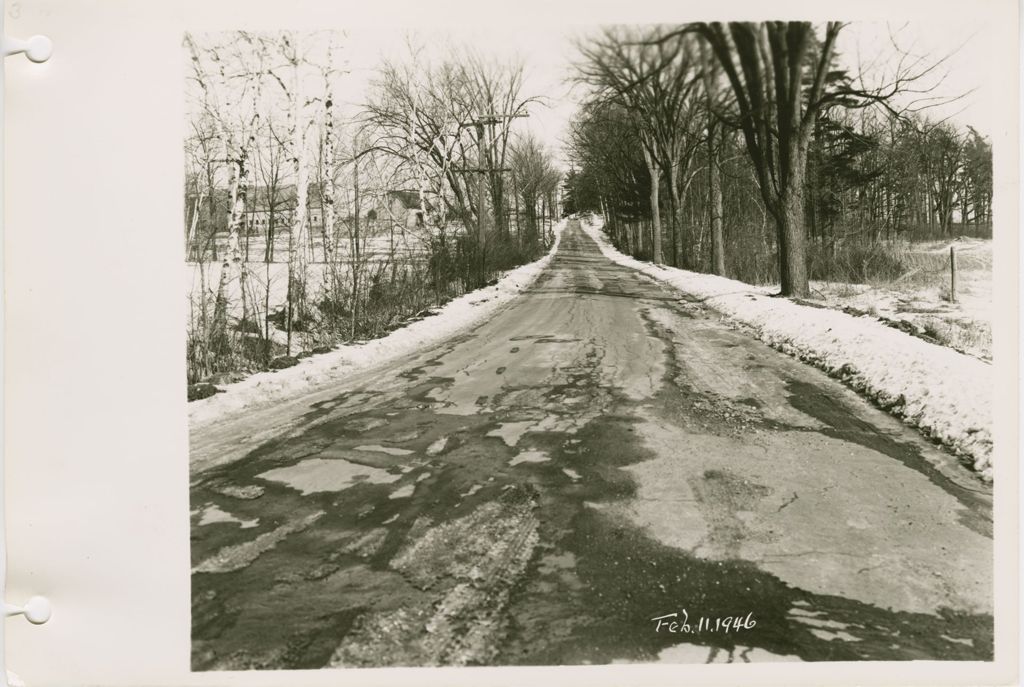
[580,217,993,480]
[806,272,992,362]
[190,220,568,431]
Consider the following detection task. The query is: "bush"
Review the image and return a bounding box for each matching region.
[239,335,282,366]
[316,296,350,323]
[188,382,221,402]
[269,355,300,370]
[234,317,262,335]
[187,225,550,388]
[808,240,910,284]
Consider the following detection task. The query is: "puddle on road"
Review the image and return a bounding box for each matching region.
[257,458,402,495]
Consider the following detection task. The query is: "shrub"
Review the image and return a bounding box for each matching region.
[808,240,910,284]
[188,382,221,402]
[269,355,300,370]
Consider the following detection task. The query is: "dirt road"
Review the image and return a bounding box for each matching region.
[190,221,992,669]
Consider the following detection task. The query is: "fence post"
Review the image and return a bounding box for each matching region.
[949,245,958,304]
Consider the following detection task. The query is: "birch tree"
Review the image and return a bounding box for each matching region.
[185,33,254,353]
[318,39,341,301]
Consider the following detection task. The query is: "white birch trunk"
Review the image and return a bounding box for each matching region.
[186,194,204,260]
[213,63,243,340]
[321,60,337,285]
[285,33,310,328]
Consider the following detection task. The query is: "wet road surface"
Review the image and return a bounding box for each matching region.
[190,221,992,669]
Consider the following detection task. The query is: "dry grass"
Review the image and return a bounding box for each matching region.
[917,316,992,358]
[186,232,548,386]
[806,238,992,361]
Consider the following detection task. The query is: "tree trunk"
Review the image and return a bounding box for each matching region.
[699,38,725,276]
[778,178,809,297]
[322,96,336,271]
[212,153,245,349]
[668,163,682,268]
[709,134,725,276]
[286,56,309,335]
[207,163,218,262]
[350,159,361,340]
[513,179,522,247]
[540,196,547,246]
[292,153,309,317]
[476,123,488,287]
[643,148,663,264]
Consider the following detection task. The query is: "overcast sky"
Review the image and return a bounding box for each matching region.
[343,22,994,165]
[195,21,993,171]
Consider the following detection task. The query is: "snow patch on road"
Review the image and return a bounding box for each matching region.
[257,458,401,495]
[580,217,992,480]
[487,421,535,447]
[389,484,416,500]
[509,449,549,466]
[194,504,260,529]
[190,220,568,431]
[426,436,448,456]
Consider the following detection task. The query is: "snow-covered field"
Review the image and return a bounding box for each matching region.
[189,219,568,431]
[806,239,992,361]
[580,217,993,480]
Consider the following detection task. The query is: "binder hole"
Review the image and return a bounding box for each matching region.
[24,34,53,63]
[7,596,52,624]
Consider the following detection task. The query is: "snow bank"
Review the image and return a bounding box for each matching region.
[189,220,569,431]
[580,217,993,480]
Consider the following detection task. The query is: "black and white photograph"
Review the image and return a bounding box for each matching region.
[185,20,997,670]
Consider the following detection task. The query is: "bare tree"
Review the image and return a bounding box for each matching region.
[690,22,842,296]
[510,133,560,247]
[185,32,258,359]
[568,100,649,254]
[576,27,702,266]
[698,39,727,275]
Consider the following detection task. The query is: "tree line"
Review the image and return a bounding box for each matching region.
[184,31,561,386]
[565,22,993,295]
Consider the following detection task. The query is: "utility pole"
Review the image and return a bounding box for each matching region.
[351,157,360,340]
[461,112,528,287]
[949,245,957,304]
[475,121,487,286]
